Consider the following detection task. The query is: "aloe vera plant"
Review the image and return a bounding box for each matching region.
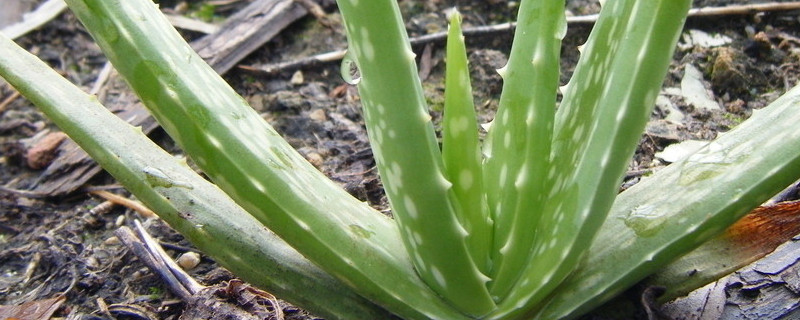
[3,0,800,319]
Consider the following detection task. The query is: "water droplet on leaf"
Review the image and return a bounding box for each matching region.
[340,51,361,85]
[623,204,666,237]
[677,141,745,186]
[143,166,193,189]
[349,224,375,238]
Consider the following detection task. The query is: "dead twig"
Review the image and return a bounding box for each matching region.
[22,252,41,284]
[116,221,284,319]
[0,90,21,113]
[89,62,113,101]
[688,2,800,16]
[164,14,220,34]
[0,185,51,199]
[246,1,800,75]
[116,221,202,300]
[207,0,247,5]
[293,0,334,27]
[84,184,125,192]
[87,200,116,215]
[89,190,156,218]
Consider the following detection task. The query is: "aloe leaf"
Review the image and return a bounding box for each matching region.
[336,0,495,315]
[62,0,466,318]
[538,84,800,319]
[488,0,692,317]
[0,33,392,320]
[483,0,565,301]
[647,187,800,301]
[441,9,493,276]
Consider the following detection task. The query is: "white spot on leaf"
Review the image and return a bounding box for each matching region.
[404,195,419,219]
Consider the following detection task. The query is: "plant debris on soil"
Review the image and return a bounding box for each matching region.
[3,0,800,319]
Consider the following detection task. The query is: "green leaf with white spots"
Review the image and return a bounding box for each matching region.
[483,0,565,302]
[488,0,691,318]
[60,0,469,319]
[334,0,498,316]
[11,0,800,318]
[0,34,393,319]
[537,83,800,320]
[441,9,493,276]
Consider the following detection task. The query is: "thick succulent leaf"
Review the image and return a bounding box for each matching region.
[487,1,692,318]
[336,0,495,315]
[0,33,393,320]
[647,191,800,301]
[537,84,800,319]
[483,0,565,301]
[441,9,493,275]
[62,0,467,318]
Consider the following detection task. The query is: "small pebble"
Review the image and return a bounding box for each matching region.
[177,252,201,270]
[306,152,324,168]
[115,215,126,227]
[308,108,327,122]
[104,236,120,245]
[290,70,304,85]
[174,1,189,14]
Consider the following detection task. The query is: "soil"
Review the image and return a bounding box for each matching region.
[2,0,800,319]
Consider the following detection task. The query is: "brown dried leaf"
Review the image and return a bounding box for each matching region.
[724,200,800,258]
[0,296,65,320]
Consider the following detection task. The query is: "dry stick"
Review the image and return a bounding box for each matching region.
[294,0,333,27]
[89,189,156,217]
[115,223,198,300]
[688,1,800,16]
[88,200,116,215]
[89,62,114,104]
[0,185,51,198]
[22,252,41,284]
[246,1,800,75]
[164,13,220,34]
[0,90,21,113]
[207,0,246,5]
[133,220,205,296]
[116,222,284,320]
